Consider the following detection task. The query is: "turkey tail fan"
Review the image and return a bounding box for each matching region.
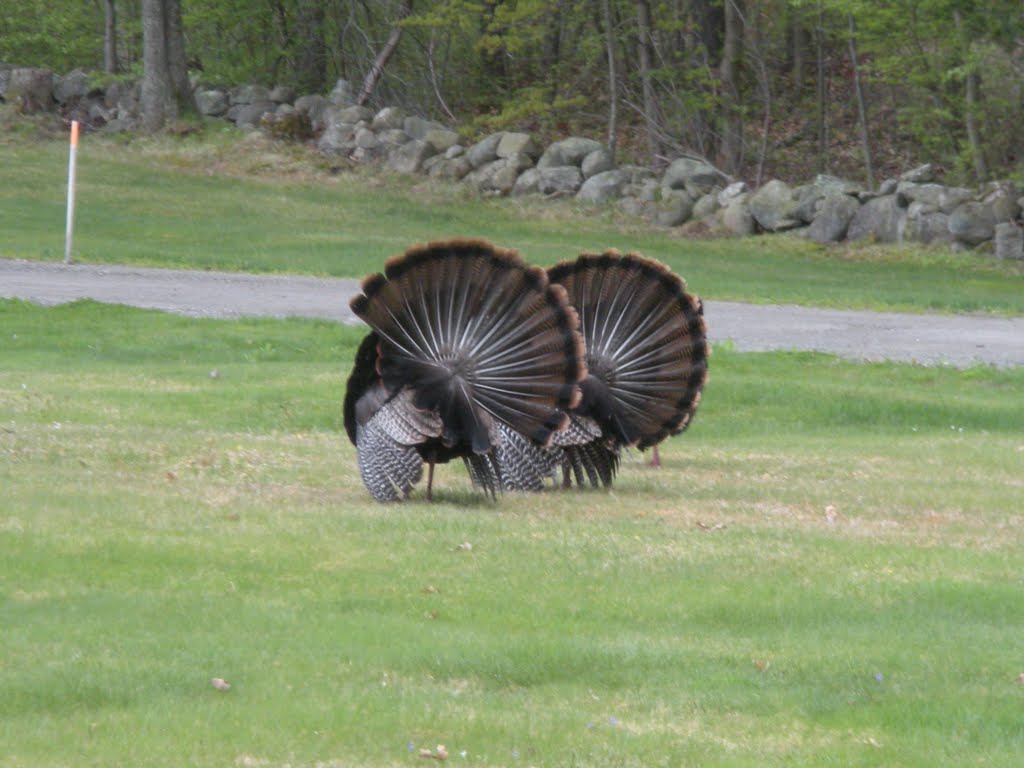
[547,250,709,478]
[348,239,586,500]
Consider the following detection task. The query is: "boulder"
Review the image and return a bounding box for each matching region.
[899,163,937,183]
[632,179,660,202]
[105,81,139,114]
[692,193,720,219]
[512,168,541,195]
[718,181,748,206]
[428,156,473,181]
[387,139,436,174]
[948,202,997,246]
[655,190,694,227]
[662,157,728,196]
[793,175,863,222]
[537,137,603,168]
[424,127,461,152]
[195,89,229,117]
[260,110,313,141]
[403,116,445,141]
[231,84,270,105]
[354,127,380,150]
[496,132,539,159]
[371,106,405,131]
[806,194,861,243]
[294,94,328,129]
[982,181,1021,222]
[464,153,534,195]
[581,148,614,179]
[8,68,54,112]
[617,164,655,183]
[994,222,1024,260]
[576,169,627,203]
[317,121,357,154]
[102,117,136,133]
[535,166,584,196]
[53,69,90,103]
[748,179,801,231]
[268,85,295,104]
[846,194,907,243]
[335,105,373,124]
[896,182,973,214]
[467,133,503,168]
[87,101,112,124]
[905,209,952,245]
[377,128,411,146]
[876,178,899,196]
[328,79,353,106]
[617,196,649,218]
[0,65,12,100]
[233,101,276,128]
[722,197,756,236]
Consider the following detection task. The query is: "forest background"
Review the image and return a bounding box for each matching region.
[2,1,1022,187]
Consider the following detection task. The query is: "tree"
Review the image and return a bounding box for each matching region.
[600,0,619,163]
[141,0,195,130]
[633,0,663,166]
[104,0,118,73]
[719,0,744,173]
[294,0,328,94]
[357,0,415,106]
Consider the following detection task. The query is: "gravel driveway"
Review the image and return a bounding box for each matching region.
[3,258,1022,368]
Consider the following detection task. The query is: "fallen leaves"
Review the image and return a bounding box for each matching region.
[696,521,726,532]
[418,744,448,761]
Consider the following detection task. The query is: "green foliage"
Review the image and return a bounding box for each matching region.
[5,0,1023,179]
[0,1,105,70]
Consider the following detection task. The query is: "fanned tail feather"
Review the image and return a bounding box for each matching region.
[547,250,708,483]
[345,239,586,501]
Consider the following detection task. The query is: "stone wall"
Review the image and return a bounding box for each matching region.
[5,66,1022,259]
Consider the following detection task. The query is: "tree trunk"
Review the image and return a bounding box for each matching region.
[141,0,195,131]
[141,0,171,130]
[635,0,663,167]
[295,0,327,94]
[789,5,807,90]
[357,0,414,107]
[164,0,195,113]
[814,0,828,173]
[601,0,618,163]
[847,14,875,188]
[104,0,118,73]
[719,0,743,174]
[953,9,988,182]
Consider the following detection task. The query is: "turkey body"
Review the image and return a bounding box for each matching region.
[344,239,586,501]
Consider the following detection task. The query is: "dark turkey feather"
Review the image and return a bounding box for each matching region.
[546,250,709,485]
[345,239,586,501]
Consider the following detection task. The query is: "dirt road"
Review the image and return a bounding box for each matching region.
[2,258,1022,368]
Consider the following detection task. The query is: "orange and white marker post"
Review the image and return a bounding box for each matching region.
[64,120,79,264]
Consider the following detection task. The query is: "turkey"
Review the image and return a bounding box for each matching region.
[344,239,586,502]
[544,249,709,486]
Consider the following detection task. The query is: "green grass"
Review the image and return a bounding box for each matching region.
[3,116,1023,315]
[3,300,1023,767]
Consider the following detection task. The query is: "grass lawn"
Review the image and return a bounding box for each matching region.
[2,115,1024,316]
[2,300,1023,767]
